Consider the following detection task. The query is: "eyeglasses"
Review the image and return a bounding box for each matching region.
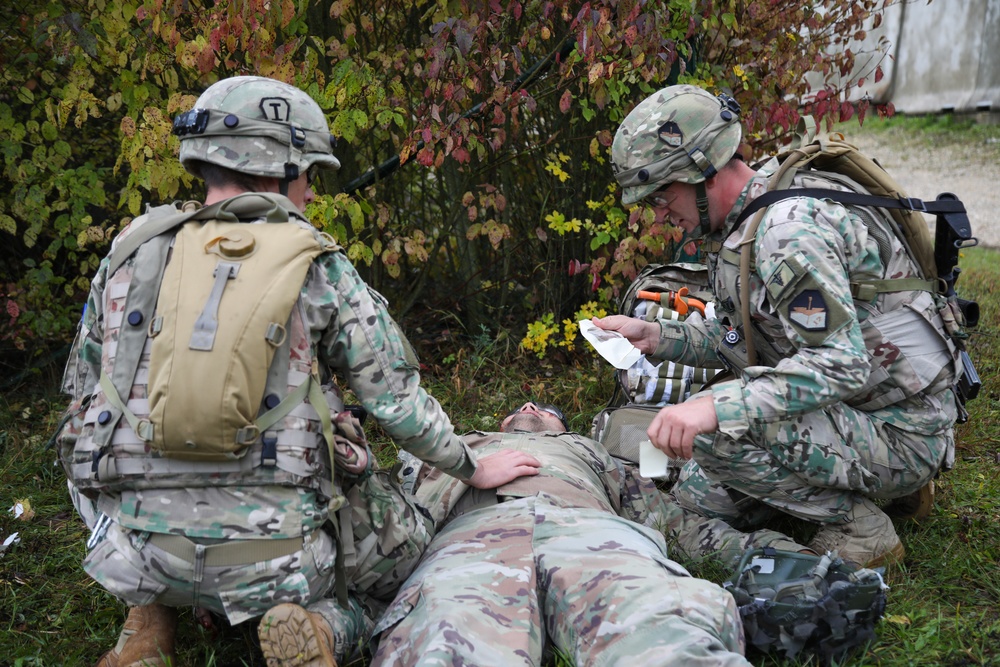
[504,401,568,428]
[642,188,676,209]
[306,165,320,186]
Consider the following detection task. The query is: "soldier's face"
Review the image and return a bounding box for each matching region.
[286,172,316,210]
[500,402,566,432]
[646,182,699,233]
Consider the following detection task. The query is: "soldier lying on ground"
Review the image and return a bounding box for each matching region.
[361,401,817,667]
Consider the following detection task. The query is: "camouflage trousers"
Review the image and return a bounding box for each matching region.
[371,493,751,667]
[81,471,432,630]
[620,469,809,569]
[84,520,340,625]
[674,400,950,525]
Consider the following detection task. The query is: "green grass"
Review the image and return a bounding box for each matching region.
[837,111,1000,163]
[4,246,1000,665]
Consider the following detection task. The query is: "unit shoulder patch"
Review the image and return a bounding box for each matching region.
[788,290,829,331]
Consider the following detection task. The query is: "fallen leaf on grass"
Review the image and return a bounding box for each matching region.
[10,498,35,521]
[884,614,911,625]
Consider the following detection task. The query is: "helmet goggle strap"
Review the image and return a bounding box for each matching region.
[283,125,308,196]
[281,163,298,197]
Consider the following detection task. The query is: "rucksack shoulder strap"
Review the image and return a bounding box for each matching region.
[108,204,200,278]
[108,193,313,277]
[734,187,969,227]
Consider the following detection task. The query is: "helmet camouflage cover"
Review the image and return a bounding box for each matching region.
[725,547,889,664]
[176,75,340,180]
[612,84,743,205]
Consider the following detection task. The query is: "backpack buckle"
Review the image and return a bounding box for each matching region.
[899,196,927,212]
[261,434,278,467]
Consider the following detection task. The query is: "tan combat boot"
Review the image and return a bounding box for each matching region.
[259,603,337,667]
[807,496,906,569]
[95,603,177,667]
[884,480,935,521]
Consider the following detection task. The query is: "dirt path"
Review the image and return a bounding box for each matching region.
[844,125,1000,248]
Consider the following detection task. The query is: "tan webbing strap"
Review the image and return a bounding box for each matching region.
[737,211,764,366]
[304,365,349,608]
[851,277,938,301]
[108,193,307,277]
[147,532,303,567]
[98,371,154,442]
[771,146,820,191]
[92,233,173,452]
[788,116,818,151]
[257,364,343,514]
[306,373,340,513]
[254,364,348,607]
[719,246,743,267]
[108,208,203,278]
[254,375,312,433]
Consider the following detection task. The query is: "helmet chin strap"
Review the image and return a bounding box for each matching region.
[694,180,712,236]
[279,162,298,197]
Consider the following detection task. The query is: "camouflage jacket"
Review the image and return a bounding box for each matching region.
[60,195,476,540]
[401,430,800,567]
[651,158,958,440]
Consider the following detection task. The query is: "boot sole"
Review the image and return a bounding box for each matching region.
[259,604,337,667]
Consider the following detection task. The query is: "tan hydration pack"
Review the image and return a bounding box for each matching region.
[732,128,980,417]
[65,192,357,508]
[147,219,323,457]
[96,194,338,462]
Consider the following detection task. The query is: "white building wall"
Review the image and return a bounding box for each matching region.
[846,0,999,115]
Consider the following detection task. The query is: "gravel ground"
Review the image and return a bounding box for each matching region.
[844,125,1000,248]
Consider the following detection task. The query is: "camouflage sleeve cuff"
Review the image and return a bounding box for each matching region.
[650,316,729,369]
[443,441,478,481]
[711,379,751,439]
[650,319,688,362]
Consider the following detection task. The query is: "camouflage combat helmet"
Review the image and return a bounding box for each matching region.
[612,85,742,206]
[175,76,340,183]
[724,547,889,665]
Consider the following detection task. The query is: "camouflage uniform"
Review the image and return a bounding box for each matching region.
[371,430,802,666]
[611,85,958,529]
[56,78,465,637]
[59,198,448,627]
